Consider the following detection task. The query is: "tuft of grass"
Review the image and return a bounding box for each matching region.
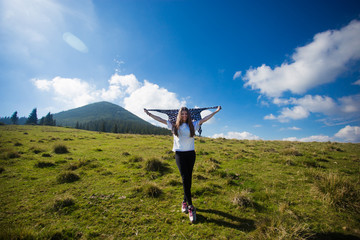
[0,167,4,174]
[282,147,303,156]
[53,144,69,154]
[0,226,36,240]
[52,196,75,212]
[144,158,168,173]
[231,189,254,208]
[205,162,220,173]
[129,155,143,162]
[57,171,80,183]
[143,183,162,198]
[311,171,360,213]
[42,153,52,157]
[14,142,22,146]
[255,216,312,240]
[122,152,130,156]
[31,147,44,154]
[167,179,181,186]
[34,161,55,168]
[3,150,21,159]
[65,159,91,170]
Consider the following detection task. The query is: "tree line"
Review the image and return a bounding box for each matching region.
[70,119,170,135]
[0,108,55,126]
[0,108,170,135]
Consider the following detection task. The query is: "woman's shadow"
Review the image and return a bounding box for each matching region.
[196,208,255,231]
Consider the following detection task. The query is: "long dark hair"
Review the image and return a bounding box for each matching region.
[173,107,195,137]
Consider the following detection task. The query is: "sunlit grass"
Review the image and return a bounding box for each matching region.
[0,125,359,239]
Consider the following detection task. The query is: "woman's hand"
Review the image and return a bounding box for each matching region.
[215,106,222,113]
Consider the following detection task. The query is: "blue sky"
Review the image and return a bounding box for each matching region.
[1,0,360,142]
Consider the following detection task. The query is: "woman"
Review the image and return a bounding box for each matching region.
[144,106,221,223]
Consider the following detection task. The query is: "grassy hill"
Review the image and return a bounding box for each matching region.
[53,101,170,135]
[0,125,359,239]
[53,102,143,124]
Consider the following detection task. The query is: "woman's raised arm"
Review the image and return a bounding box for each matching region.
[144,109,168,125]
[199,106,222,125]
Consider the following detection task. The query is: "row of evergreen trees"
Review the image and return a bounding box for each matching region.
[73,119,170,135]
[1,109,170,135]
[1,108,55,126]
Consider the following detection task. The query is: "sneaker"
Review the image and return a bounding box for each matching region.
[181,201,188,213]
[188,205,196,223]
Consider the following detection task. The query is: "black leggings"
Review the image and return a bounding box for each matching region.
[175,150,196,206]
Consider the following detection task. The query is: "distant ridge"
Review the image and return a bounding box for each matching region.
[53,101,170,135]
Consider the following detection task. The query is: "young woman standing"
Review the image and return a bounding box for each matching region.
[144,106,221,223]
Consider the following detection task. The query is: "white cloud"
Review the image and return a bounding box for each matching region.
[264,113,276,120]
[273,98,290,106]
[109,73,141,95]
[266,94,360,122]
[334,125,360,142]
[233,71,242,80]
[338,94,360,113]
[278,106,309,122]
[282,137,298,141]
[242,20,360,97]
[123,80,186,123]
[32,77,97,107]
[292,95,337,115]
[32,79,52,91]
[282,126,301,131]
[212,131,261,140]
[283,135,332,142]
[353,79,360,86]
[31,73,186,123]
[283,125,360,143]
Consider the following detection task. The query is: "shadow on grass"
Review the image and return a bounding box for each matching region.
[196,208,255,232]
[309,233,360,240]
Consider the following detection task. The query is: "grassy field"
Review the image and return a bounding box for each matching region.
[0,125,359,239]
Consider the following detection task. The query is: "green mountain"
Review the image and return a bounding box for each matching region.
[53,101,170,135]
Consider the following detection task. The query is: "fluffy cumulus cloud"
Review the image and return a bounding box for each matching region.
[334,125,360,142]
[31,73,186,124]
[265,94,360,123]
[283,125,360,143]
[122,80,186,123]
[238,20,360,129]
[283,135,333,142]
[242,20,360,97]
[212,131,261,140]
[32,77,97,107]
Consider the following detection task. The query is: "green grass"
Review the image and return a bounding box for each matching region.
[0,125,359,239]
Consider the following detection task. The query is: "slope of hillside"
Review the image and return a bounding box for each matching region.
[54,102,142,124]
[53,101,170,135]
[1,125,359,239]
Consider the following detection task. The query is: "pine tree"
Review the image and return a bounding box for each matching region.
[39,117,45,125]
[10,111,19,125]
[26,108,38,125]
[112,123,118,133]
[44,112,54,125]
